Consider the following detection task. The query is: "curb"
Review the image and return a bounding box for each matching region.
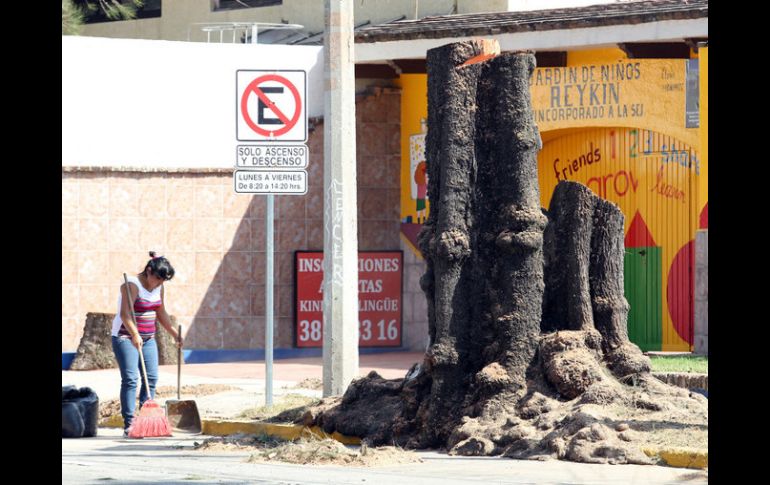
[642,447,708,469]
[99,416,360,446]
[99,417,705,469]
[201,420,361,445]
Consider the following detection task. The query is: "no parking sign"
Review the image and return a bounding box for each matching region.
[237,70,307,142]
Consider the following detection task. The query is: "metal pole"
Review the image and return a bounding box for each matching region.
[250,24,274,408]
[265,193,274,406]
[322,0,359,397]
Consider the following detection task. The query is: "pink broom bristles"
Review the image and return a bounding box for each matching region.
[127,400,172,438]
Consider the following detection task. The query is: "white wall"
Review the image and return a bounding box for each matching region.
[62,36,323,169]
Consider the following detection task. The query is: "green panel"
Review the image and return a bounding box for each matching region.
[624,247,662,351]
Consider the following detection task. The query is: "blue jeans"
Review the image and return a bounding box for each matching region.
[111,336,159,430]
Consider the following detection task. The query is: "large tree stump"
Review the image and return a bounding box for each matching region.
[69,312,180,370]
[307,40,707,466]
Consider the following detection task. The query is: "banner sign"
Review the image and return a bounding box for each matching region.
[295,251,403,347]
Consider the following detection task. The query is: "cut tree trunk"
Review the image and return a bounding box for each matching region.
[307,40,706,465]
[69,312,179,370]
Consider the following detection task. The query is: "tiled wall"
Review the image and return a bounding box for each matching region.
[400,238,429,352]
[62,87,406,352]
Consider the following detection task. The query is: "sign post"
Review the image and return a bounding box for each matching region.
[235,65,309,407]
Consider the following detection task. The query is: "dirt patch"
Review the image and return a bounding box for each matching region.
[237,394,320,423]
[98,384,237,419]
[195,433,422,467]
[290,378,323,390]
[155,384,237,397]
[194,433,287,452]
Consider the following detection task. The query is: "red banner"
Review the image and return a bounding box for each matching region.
[295,251,403,347]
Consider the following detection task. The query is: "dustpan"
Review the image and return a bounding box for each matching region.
[165,324,202,434]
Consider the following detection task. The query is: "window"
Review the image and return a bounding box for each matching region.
[213,0,282,11]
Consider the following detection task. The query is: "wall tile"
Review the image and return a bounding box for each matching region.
[109,251,144,283]
[358,188,389,220]
[79,218,109,251]
[78,284,113,316]
[277,196,306,220]
[221,284,252,317]
[137,183,167,218]
[276,318,295,348]
[194,218,223,251]
[196,284,223,318]
[306,188,323,219]
[307,221,323,249]
[277,284,294,318]
[251,219,267,251]
[195,185,223,218]
[78,252,111,286]
[62,182,79,217]
[62,218,79,251]
[251,285,265,316]
[109,184,139,217]
[79,183,109,217]
[224,190,251,218]
[223,317,252,349]
[109,218,141,251]
[277,252,294,285]
[62,284,80,319]
[195,251,224,286]
[277,220,307,248]
[224,218,251,251]
[164,284,197,320]
[222,251,254,285]
[167,219,195,251]
[167,185,194,218]
[62,251,78,284]
[248,196,266,219]
[138,221,167,254]
[248,317,266,348]
[187,317,222,348]
[165,251,194,286]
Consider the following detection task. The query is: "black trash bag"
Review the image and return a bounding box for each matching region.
[62,386,99,438]
[62,402,84,438]
[62,385,78,401]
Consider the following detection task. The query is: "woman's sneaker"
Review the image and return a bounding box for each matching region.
[123,429,129,438]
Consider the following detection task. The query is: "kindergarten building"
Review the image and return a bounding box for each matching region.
[62,0,708,365]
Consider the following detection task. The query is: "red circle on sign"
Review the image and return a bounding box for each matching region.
[240,74,302,138]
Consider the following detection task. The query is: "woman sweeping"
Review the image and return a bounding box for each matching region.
[111,251,182,437]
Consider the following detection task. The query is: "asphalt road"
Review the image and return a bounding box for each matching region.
[62,428,708,485]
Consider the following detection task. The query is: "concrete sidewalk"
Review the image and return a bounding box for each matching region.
[61,351,424,402]
[63,427,709,485]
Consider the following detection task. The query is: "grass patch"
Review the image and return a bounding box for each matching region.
[649,355,708,374]
[236,394,320,422]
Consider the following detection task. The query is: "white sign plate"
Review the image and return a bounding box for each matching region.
[234,170,308,195]
[236,144,308,169]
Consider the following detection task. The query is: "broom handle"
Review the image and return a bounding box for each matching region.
[124,273,152,397]
[177,324,182,400]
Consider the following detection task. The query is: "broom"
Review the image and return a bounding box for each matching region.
[123,273,172,438]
